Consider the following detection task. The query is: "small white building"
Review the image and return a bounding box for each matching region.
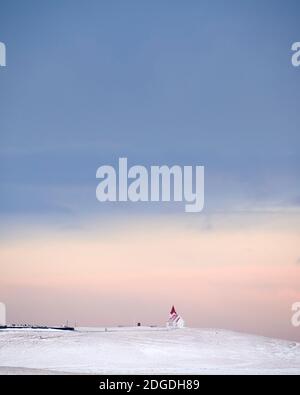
[166,305,185,329]
[0,302,6,327]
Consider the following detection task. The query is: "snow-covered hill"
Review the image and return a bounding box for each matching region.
[0,327,299,375]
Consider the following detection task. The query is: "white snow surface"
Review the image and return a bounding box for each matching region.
[0,327,300,375]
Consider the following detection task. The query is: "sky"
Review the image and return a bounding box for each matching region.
[0,0,300,340]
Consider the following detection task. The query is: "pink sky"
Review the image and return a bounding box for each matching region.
[1,213,300,341]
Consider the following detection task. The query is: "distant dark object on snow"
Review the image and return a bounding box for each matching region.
[0,325,74,331]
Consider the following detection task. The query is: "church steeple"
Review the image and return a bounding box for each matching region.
[170,305,176,315]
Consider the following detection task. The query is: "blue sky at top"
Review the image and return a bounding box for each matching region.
[0,0,300,220]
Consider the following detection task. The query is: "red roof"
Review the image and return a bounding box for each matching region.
[170,305,177,315]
